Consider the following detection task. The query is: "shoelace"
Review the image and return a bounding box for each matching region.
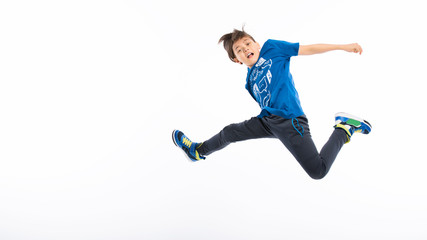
[182,137,192,148]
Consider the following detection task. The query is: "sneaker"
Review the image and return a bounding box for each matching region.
[334,112,372,143]
[172,130,205,162]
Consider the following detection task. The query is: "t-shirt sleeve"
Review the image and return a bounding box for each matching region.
[267,39,300,58]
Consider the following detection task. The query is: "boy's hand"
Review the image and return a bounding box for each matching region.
[343,43,363,55]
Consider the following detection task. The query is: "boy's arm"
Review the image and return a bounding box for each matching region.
[298,43,363,56]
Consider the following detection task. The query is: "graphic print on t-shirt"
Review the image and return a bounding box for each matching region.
[249,57,273,108]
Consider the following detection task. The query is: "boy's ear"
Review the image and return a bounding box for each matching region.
[233,58,243,65]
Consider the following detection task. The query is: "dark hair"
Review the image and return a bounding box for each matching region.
[218,27,256,62]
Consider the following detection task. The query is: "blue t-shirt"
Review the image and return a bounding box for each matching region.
[246,39,303,119]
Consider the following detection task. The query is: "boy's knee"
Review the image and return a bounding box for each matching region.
[309,174,325,180]
[221,124,240,142]
[307,170,327,180]
[222,124,235,135]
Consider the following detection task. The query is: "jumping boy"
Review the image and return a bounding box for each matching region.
[172,28,371,179]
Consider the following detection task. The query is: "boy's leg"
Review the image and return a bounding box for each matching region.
[197,117,274,156]
[265,115,348,179]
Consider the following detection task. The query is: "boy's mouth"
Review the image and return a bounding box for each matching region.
[247,52,254,59]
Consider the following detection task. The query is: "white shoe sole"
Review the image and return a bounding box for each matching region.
[335,112,372,128]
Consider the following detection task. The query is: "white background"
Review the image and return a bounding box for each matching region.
[1,0,426,239]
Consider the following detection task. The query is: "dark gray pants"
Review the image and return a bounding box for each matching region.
[197,115,348,179]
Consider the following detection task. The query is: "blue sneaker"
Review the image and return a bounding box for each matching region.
[334,112,372,143]
[172,130,205,162]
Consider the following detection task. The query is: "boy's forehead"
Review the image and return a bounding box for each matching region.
[233,37,253,49]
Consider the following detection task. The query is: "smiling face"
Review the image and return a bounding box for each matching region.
[232,37,261,68]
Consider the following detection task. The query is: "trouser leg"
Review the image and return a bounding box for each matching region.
[197,117,274,156]
[266,115,347,179]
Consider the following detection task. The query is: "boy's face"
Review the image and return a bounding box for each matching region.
[232,37,261,68]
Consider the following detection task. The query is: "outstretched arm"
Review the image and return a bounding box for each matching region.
[298,43,363,55]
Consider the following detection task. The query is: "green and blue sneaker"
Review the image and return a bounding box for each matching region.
[172,130,205,162]
[334,112,372,143]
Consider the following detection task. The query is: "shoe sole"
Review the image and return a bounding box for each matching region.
[335,112,371,127]
[172,129,179,147]
[335,112,372,133]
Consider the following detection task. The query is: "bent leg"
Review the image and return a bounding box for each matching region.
[292,129,347,179]
[198,117,274,156]
[267,115,347,179]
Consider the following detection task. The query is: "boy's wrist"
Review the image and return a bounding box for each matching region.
[337,44,346,51]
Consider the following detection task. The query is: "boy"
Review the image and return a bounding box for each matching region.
[172,28,371,179]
